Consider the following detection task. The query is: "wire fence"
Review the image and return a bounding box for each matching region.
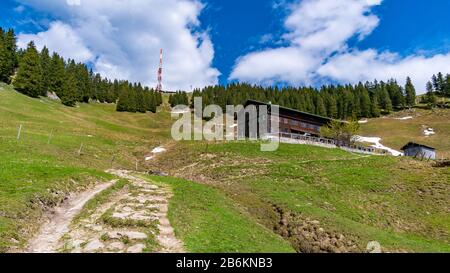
[1,123,147,171]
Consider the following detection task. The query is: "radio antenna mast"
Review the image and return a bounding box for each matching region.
[156,48,163,93]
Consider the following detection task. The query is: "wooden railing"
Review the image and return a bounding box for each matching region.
[264,132,387,155]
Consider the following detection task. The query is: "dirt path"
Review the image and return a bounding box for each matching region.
[27,181,116,253]
[26,171,184,253]
[108,170,184,253]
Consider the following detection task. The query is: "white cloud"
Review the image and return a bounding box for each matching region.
[318,50,450,92]
[66,0,81,6]
[17,0,220,91]
[230,47,319,86]
[18,21,93,62]
[230,0,450,93]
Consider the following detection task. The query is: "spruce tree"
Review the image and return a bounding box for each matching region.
[39,46,52,96]
[0,38,9,82]
[128,85,137,112]
[48,53,66,99]
[5,29,18,71]
[61,66,78,107]
[76,63,91,103]
[0,28,18,83]
[316,95,327,117]
[436,72,445,95]
[0,31,7,82]
[378,86,393,113]
[425,81,436,108]
[326,95,338,119]
[360,88,371,118]
[432,74,439,92]
[135,84,147,113]
[116,84,129,112]
[14,41,42,98]
[147,92,157,113]
[404,77,416,108]
[371,96,381,117]
[445,74,450,97]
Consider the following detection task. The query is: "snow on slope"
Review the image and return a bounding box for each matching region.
[353,136,404,157]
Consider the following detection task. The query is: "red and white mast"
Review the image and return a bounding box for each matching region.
[156,48,163,93]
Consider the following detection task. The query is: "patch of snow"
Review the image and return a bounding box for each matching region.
[171,108,190,114]
[424,128,435,137]
[87,135,93,138]
[229,124,238,128]
[151,147,166,154]
[358,119,368,124]
[353,136,404,157]
[394,116,413,120]
[145,146,166,161]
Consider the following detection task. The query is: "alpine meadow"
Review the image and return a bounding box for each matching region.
[0,0,449,264]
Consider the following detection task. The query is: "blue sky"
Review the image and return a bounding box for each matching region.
[2,0,450,92]
[201,0,450,85]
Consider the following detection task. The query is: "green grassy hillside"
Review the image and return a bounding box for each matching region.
[1,83,449,253]
[143,175,294,253]
[359,109,450,159]
[0,83,173,251]
[152,142,450,253]
[0,84,293,253]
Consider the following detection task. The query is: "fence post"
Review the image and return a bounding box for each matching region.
[17,124,22,140]
[78,143,84,156]
[110,154,116,168]
[48,129,54,144]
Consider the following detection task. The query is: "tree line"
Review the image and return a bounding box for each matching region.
[168,91,189,107]
[422,72,450,107]
[0,27,162,113]
[191,78,418,120]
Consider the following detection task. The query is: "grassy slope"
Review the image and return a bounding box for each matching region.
[0,84,173,251]
[0,84,294,253]
[2,83,449,253]
[154,141,450,253]
[144,175,294,253]
[359,109,450,159]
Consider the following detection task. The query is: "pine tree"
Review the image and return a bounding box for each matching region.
[445,74,450,97]
[0,31,7,82]
[61,65,78,107]
[0,28,18,83]
[378,86,393,113]
[14,41,42,98]
[432,74,439,92]
[39,46,51,96]
[326,95,338,119]
[5,29,18,71]
[116,84,129,112]
[386,79,404,110]
[426,81,434,96]
[147,92,157,113]
[404,77,416,108]
[76,63,91,103]
[316,95,327,117]
[48,53,66,99]
[371,96,381,117]
[425,81,437,108]
[136,88,147,113]
[360,88,371,118]
[436,72,445,95]
[128,85,137,112]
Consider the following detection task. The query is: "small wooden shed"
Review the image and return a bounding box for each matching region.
[401,142,436,160]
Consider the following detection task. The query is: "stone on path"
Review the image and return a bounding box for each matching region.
[127,244,146,253]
